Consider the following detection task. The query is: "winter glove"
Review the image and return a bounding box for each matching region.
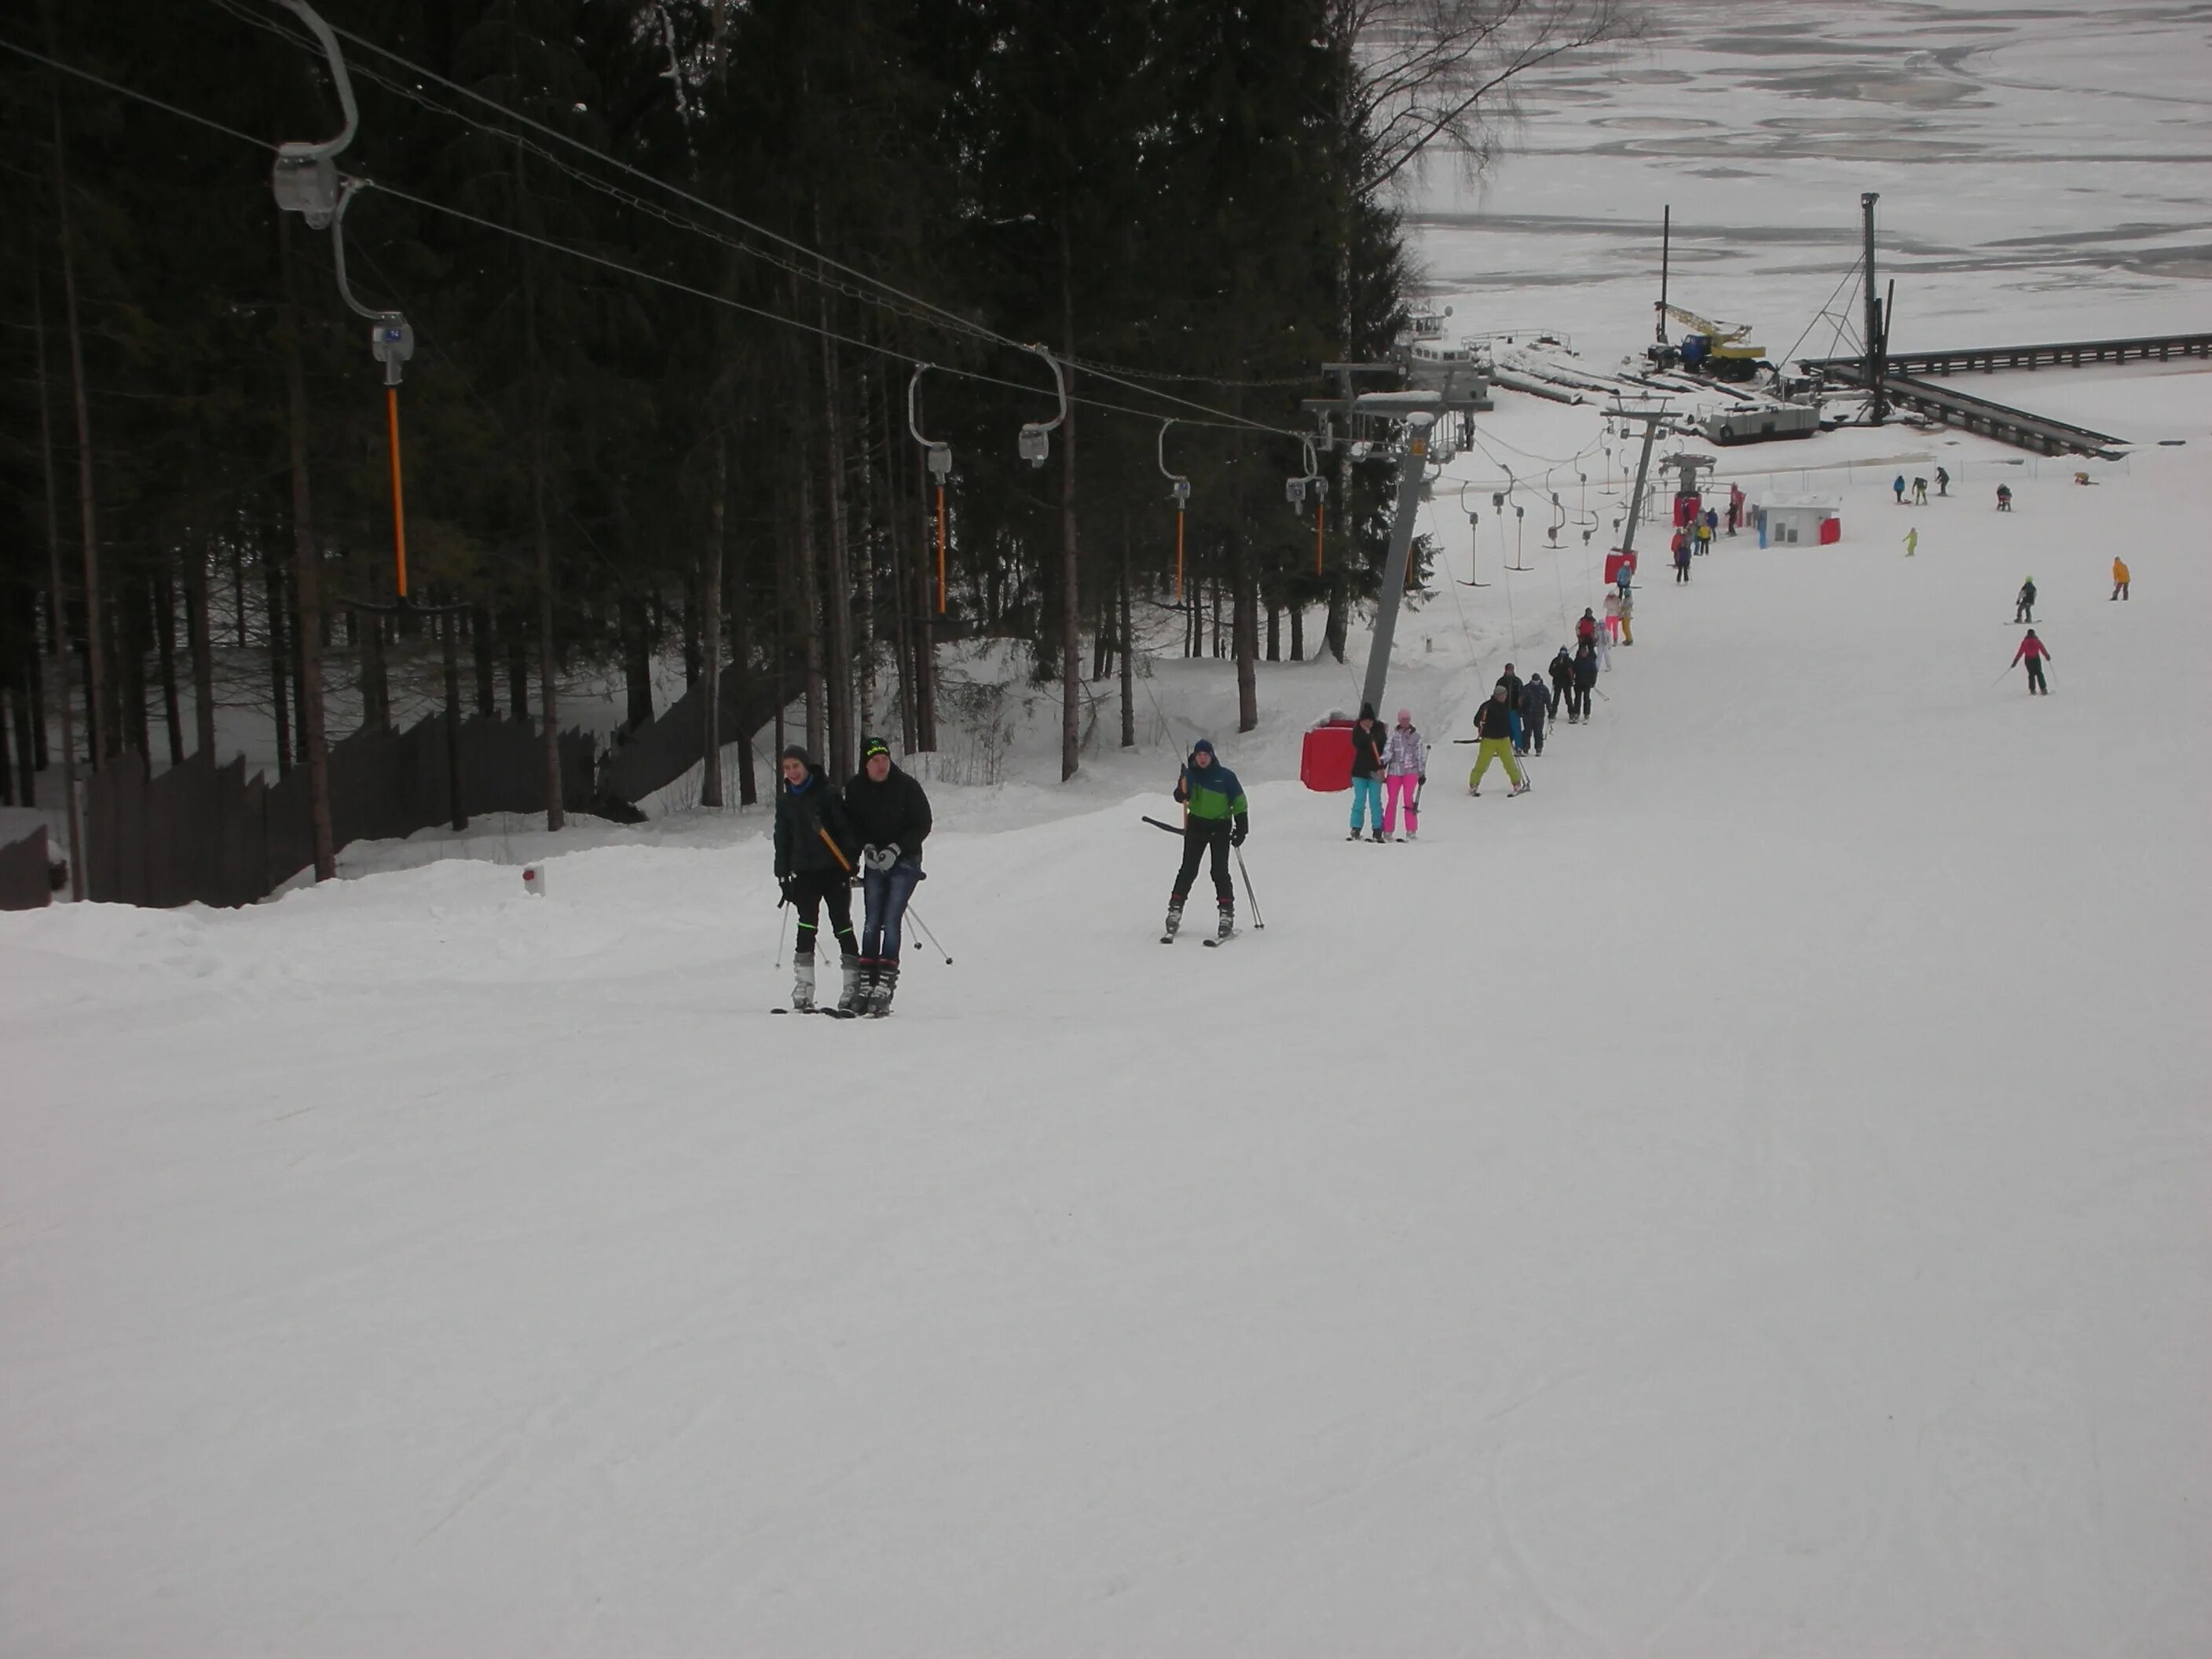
[778,873,797,903]
[1230,815,1248,848]
[1418,774,1426,786]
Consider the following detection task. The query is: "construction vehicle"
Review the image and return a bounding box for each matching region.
[1649,302,1768,382]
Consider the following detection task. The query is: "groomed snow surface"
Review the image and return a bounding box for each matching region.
[8,416,2210,1654]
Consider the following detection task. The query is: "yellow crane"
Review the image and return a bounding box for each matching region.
[1652,302,1767,380]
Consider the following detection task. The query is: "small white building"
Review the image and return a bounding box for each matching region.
[1760,495,1842,547]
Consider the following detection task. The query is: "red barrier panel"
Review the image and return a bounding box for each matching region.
[1301,720,1355,793]
[1819,516,1843,545]
[1673,490,1702,527]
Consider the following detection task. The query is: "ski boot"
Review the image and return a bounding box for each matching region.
[1510,780,1530,797]
[1163,898,1185,939]
[1216,902,1236,943]
[868,959,899,1017]
[790,953,818,1013]
[835,952,865,1015]
[1346,829,1363,841]
[1369,830,1386,843]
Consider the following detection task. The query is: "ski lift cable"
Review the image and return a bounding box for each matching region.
[212,0,1306,441]
[0,33,275,151]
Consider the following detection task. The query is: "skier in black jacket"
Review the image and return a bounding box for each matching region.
[774,745,862,1013]
[843,736,934,1016]
[1549,647,1577,724]
[1518,674,1553,757]
[1346,703,1389,842]
[1569,639,1599,722]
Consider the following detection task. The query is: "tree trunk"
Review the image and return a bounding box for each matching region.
[680,568,700,690]
[472,606,496,716]
[731,580,758,808]
[1290,600,1305,662]
[797,467,826,763]
[155,570,184,765]
[815,284,855,782]
[910,397,938,753]
[1058,250,1080,782]
[263,548,292,778]
[280,214,335,877]
[10,654,35,804]
[441,602,467,832]
[185,539,215,756]
[118,581,149,767]
[1119,517,1135,749]
[517,238,563,830]
[49,69,105,771]
[854,368,877,752]
[619,591,653,731]
[506,611,529,718]
[700,427,727,808]
[875,359,917,753]
[31,272,83,894]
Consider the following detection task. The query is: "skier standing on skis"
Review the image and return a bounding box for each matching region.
[773,745,863,1013]
[1675,534,1693,583]
[1570,637,1600,722]
[842,735,933,1016]
[2015,577,2037,623]
[2111,556,2130,600]
[1518,673,1553,758]
[1467,685,1529,797]
[1346,703,1388,842]
[1496,664,1526,754]
[1912,476,1928,505]
[1550,646,1577,722]
[1936,466,1950,497]
[2010,629,2053,694]
[1165,738,1247,939]
[1382,710,1426,841]
[1576,609,1598,647]
[1617,584,1635,645]
[1603,589,1623,642]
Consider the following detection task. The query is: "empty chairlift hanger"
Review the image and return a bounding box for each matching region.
[1456,483,1490,587]
[269,0,456,617]
[1156,421,1191,602]
[906,363,953,613]
[1017,344,1067,467]
[1284,438,1328,577]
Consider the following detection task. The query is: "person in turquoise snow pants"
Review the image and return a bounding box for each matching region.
[1346,702,1389,842]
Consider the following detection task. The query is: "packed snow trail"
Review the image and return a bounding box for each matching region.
[5,448,2210,1655]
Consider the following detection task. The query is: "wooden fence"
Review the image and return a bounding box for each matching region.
[84,714,595,909]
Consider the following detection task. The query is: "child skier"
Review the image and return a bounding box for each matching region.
[1346,703,1388,842]
[1467,686,1528,797]
[2010,629,2052,694]
[1165,738,1248,940]
[1382,710,1426,841]
[773,745,863,1013]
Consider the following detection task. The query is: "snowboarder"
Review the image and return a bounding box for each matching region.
[1892,474,1906,504]
[1675,535,1692,584]
[1165,738,1247,939]
[1346,703,1388,842]
[1518,673,1553,758]
[2011,629,2052,695]
[1935,466,1950,497]
[1382,710,1426,840]
[1603,589,1623,641]
[1617,585,1635,645]
[1903,527,1918,558]
[1996,482,2013,511]
[1467,686,1528,797]
[773,745,863,1013]
[1571,637,1599,721]
[2111,556,2130,600]
[2015,577,2037,623]
[843,735,934,1016]
[1912,476,1928,505]
[1549,646,1577,722]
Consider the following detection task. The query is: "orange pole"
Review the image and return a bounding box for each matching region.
[1175,508,1185,600]
[1314,498,1325,576]
[385,385,410,599]
[935,484,947,613]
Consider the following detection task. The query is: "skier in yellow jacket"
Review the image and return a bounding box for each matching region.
[2111,556,2130,600]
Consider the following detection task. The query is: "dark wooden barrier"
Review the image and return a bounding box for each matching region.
[0,828,49,911]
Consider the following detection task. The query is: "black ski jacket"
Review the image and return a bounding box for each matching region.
[774,775,860,880]
[843,764,932,859]
[1520,679,1553,723]
[1573,649,1599,690]
[1549,654,1574,695]
[1475,698,1515,741]
[1349,721,1388,778]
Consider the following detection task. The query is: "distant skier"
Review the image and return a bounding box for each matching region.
[1576,609,1598,647]
[2111,556,2130,600]
[1703,507,1719,543]
[1912,476,1928,504]
[1165,738,1247,939]
[1617,557,1635,598]
[1893,474,1906,504]
[1727,483,1745,534]
[1675,535,1692,583]
[1569,638,1599,723]
[1996,482,2013,511]
[1694,518,1713,555]
[1519,672,1553,757]
[1617,585,1635,645]
[1347,702,1388,842]
[774,745,862,1013]
[1467,686,1529,797]
[1935,466,1950,497]
[1496,664,1527,753]
[1382,710,1426,841]
[1593,614,1613,672]
[1903,527,1918,558]
[1603,590,1623,641]
[1550,646,1577,722]
[2015,577,2037,623]
[843,735,933,1016]
[2010,629,2052,695]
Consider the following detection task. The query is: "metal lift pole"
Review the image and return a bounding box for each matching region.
[1862,191,1888,424]
[1359,412,1434,716]
[1657,205,1671,347]
[1616,405,1665,563]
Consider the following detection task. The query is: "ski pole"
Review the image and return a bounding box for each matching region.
[906,902,954,965]
[1988,661,2014,689]
[1233,847,1265,929]
[773,895,790,967]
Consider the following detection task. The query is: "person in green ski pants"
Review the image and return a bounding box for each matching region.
[1466,685,1528,797]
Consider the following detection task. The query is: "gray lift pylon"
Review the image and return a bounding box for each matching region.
[1360,412,1435,717]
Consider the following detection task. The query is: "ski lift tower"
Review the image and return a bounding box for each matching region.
[1302,365,1492,715]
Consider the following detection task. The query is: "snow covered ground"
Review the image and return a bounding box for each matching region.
[9,2,2212,1650]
